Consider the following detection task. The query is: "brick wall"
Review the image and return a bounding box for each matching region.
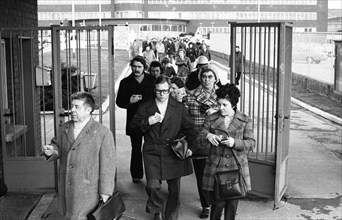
[0,0,38,179]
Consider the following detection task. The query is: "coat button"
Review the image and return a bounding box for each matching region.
[69,165,73,168]
[68,182,71,185]
[226,155,230,158]
[225,164,229,167]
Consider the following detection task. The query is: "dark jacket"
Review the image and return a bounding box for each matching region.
[186,43,198,62]
[198,49,211,61]
[185,68,201,91]
[129,97,196,180]
[198,111,255,191]
[116,73,156,135]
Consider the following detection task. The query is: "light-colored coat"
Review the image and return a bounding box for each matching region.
[197,111,255,191]
[47,118,116,220]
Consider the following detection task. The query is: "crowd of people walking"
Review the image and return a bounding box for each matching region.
[115,36,254,220]
[41,35,252,220]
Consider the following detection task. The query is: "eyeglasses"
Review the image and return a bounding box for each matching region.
[155,89,170,95]
[201,75,215,80]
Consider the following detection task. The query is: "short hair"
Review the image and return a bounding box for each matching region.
[161,57,170,64]
[155,75,171,88]
[130,55,148,70]
[71,92,96,113]
[149,61,162,71]
[215,83,241,111]
[171,77,185,89]
[199,67,217,83]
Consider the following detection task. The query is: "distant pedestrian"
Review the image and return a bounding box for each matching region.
[185,55,210,91]
[230,46,245,85]
[198,44,211,61]
[130,40,140,59]
[161,57,177,78]
[156,40,165,61]
[116,55,156,183]
[166,38,176,63]
[175,48,192,80]
[198,84,255,220]
[130,75,196,220]
[42,92,116,220]
[149,60,163,78]
[143,45,157,67]
[186,42,198,69]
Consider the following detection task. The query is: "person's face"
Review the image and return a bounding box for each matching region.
[146,46,151,51]
[236,47,240,52]
[201,70,216,90]
[179,51,185,58]
[218,98,235,117]
[131,61,145,77]
[71,99,91,123]
[170,83,179,99]
[155,82,170,102]
[202,44,207,50]
[151,66,161,77]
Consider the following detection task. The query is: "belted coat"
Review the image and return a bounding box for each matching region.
[47,118,116,220]
[197,111,255,191]
[129,97,196,180]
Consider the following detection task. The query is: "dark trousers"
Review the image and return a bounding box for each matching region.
[129,135,144,179]
[206,191,238,220]
[146,178,180,220]
[193,158,211,208]
[235,72,241,85]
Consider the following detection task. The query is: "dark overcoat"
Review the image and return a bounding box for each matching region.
[130,97,196,180]
[48,118,116,220]
[116,73,156,136]
[198,111,255,191]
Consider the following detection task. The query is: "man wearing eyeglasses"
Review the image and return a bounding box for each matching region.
[116,55,156,184]
[130,75,196,220]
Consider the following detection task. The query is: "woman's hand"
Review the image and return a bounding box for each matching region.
[206,108,218,115]
[206,133,220,146]
[186,149,192,158]
[220,137,235,148]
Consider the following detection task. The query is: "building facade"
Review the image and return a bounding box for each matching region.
[38,0,328,36]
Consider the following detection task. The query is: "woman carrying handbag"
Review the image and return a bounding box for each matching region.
[197,84,255,220]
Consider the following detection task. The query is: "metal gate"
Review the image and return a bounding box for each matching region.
[230,22,292,208]
[0,26,116,192]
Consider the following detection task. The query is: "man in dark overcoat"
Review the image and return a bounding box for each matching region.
[42,92,116,220]
[116,55,156,183]
[130,75,196,220]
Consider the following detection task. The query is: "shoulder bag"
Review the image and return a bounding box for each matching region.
[87,191,126,220]
[214,147,249,200]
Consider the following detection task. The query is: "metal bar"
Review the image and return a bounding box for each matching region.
[97,29,102,123]
[40,29,47,145]
[240,26,245,111]
[248,26,253,118]
[108,26,115,138]
[230,23,236,84]
[265,26,271,159]
[271,27,277,152]
[261,27,266,155]
[256,26,262,158]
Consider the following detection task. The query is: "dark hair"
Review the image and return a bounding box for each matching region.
[215,83,240,111]
[155,75,171,88]
[149,61,162,72]
[171,77,185,89]
[199,68,217,83]
[71,92,96,113]
[161,56,170,64]
[130,55,148,70]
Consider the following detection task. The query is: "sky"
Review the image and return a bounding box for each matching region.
[328,0,342,9]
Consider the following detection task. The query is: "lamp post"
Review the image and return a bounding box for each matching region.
[257,0,260,22]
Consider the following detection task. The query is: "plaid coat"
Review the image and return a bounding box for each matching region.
[186,85,218,157]
[198,111,255,191]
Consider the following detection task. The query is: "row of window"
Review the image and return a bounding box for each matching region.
[38,0,111,4]
[139,24,186,32]
[147,0,317,5]
[38,12,111,20]
[148,11,317,20]
[114,0,143,3]
[115,11,143,18]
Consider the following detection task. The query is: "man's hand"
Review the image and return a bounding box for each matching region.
[100,194,110,203]
[148,112,163,125]
[186,149,192,158]
[42,145,55,156]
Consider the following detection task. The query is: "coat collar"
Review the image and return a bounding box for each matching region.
[64,117,97,150]
[207,110,249,135]
[192,85,217,105]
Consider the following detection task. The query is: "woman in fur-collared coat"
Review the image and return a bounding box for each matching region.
[197,84,255,220]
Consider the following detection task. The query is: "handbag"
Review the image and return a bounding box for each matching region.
[170,136,188,160]
[214,148,249,200]
[87,191,126,220]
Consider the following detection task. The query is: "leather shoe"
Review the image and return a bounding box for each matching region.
[132,178,142,183]
[200,207,210,218]
[154,212,163,220]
